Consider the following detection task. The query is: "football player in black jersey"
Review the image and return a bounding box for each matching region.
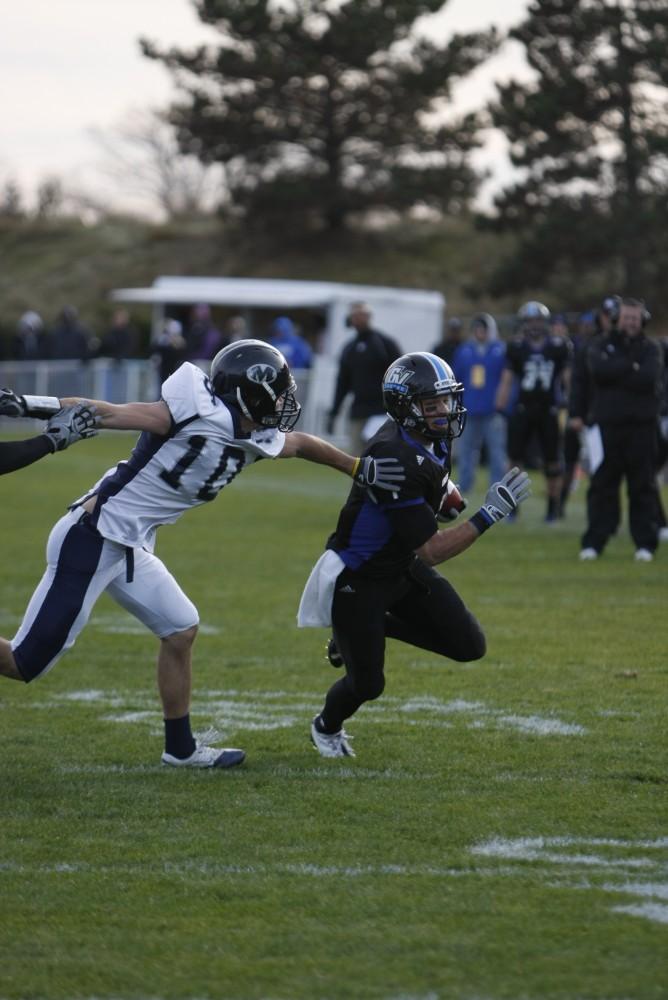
[300,352,531,758]
[495,302,572,522]
[0,389,99,474]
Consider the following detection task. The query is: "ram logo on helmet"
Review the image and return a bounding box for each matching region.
[247,363,278,384]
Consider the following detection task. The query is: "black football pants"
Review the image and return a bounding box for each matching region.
[581,422,658,553]
[320,559,486,732]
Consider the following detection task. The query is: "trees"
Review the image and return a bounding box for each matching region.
[90,109,225,221]
[141,0,498,231]
[484,0,668,306]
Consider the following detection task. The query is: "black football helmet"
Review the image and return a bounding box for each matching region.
[210,339,301,431]
[382,351,466,441]
[517,300,551,339]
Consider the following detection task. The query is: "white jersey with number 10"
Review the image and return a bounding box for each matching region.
[72,362,285,551]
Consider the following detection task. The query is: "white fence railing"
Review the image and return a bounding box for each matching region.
[0,357,349,443]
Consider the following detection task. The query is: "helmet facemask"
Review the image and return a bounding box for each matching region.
[237,375,301,432]
[412,389,467,441]
[383,352,466,442]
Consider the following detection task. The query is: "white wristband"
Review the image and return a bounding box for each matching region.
[22,395,61,417]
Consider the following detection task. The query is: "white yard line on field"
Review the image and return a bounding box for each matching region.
[26,688,586,739]
[470,835,668,926]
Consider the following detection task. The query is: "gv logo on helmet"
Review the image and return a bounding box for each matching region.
[247,363,277,384]
[384,365,413,394]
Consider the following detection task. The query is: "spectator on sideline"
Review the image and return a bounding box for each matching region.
[430,317,464,366]
[224,314,248,344]
[11,311,47,361]
[0,389,99,474]
[451,313,507,493]
[564,298,621,519]
[266,315,312,370]
[300,351,530,759]
[152,317,187,386]
[185,304,226,361]
[326,302,401,453]
[495,301,571,522]
[98,309,139,362]
[578,297,663,562]
[47,306,93,361]
[0,341,404,769]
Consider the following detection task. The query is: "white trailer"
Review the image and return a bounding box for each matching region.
[111,276,446,437]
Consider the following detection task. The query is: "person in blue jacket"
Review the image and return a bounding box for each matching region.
[266,316,313,370]
[451,313,508,493]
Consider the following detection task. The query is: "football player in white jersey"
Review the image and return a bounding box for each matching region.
[0,341,404,769]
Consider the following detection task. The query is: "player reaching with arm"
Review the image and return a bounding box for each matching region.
[0,389,99,474]
[299,351,531,759]
[0,341,404,769]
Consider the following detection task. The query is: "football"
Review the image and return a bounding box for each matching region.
[438,478,467,521]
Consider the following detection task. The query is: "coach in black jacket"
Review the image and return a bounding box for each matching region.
[326,302,401,453]
[578,298,664,561]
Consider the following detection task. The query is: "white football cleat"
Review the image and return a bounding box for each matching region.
[634,548,654,563]
[161,745,246,768]
[310,717,355,758]
[579,547,599,561]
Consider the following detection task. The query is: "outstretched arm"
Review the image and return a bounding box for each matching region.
[278,431,405,492]
[279,431,355,474]
[0,436,53,476]
[8,388,172,436]
[60,398,172,435]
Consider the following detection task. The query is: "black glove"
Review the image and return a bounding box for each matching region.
[353,455,405,492]
[0,388,27,418]
[44,403,100,452]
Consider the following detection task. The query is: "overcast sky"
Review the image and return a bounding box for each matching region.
[1,0,530,212]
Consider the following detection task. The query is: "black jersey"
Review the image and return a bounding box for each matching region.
[327,420,451,579]
[506,336,571,407]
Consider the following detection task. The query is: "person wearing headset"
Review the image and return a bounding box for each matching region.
[577,297,664,562]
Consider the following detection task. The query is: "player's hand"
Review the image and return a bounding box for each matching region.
[480,467,531,524]
[44,403,101,452]
[0,388,27,418]
[353,455,405,492]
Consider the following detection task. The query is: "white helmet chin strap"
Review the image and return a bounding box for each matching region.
[236,386,253,422]
[236,382,278,424]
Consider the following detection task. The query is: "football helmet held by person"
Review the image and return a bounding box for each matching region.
[210,339,301,431]
[382,351,466,441]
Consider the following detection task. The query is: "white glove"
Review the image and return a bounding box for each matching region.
[353,455,405,492]
[482,466,531,521]
[44,403,101,452]
[476,467,531,528]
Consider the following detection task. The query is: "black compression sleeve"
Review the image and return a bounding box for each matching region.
[0,435,53,475]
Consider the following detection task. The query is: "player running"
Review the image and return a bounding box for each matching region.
[0,341,404,768]
[299,351,531,758]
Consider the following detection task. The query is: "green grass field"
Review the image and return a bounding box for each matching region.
[1,432,666,1000]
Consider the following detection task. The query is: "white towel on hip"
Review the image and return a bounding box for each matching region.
[297,550,345,628]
